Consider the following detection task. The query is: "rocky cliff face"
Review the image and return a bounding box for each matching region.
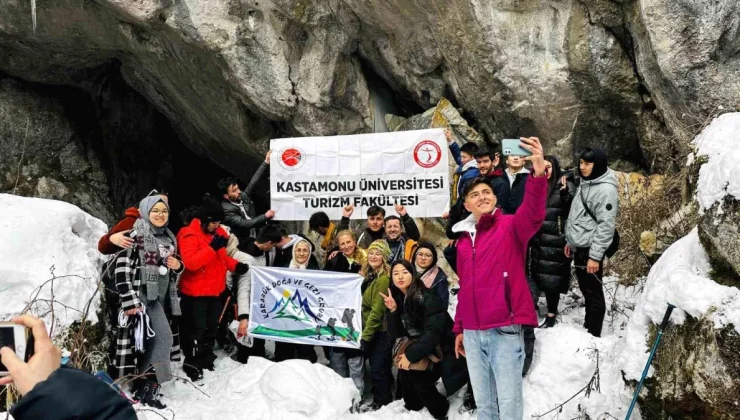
[1,0,737,176]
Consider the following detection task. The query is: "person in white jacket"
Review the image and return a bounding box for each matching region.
[229,226,279,363]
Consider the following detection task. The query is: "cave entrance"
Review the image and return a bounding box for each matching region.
[0,63,250,233]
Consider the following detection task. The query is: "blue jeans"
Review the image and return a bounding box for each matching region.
[463,325,524,420]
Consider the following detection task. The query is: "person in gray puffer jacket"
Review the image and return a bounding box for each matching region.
[564,147,619,338]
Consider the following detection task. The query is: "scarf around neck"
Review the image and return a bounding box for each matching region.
[133,217,179,314]
[416,263,441,289]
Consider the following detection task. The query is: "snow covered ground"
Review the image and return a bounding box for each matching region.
[130,278,644,420]
[0,193,107,330]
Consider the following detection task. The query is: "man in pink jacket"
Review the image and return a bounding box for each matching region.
[452,136,547,420]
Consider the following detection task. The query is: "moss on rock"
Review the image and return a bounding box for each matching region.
[639,315,740,419]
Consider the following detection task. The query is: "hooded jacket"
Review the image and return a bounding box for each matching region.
[451,175,547,333]
[565,150,619,261]
[178,218,239,297]
[449,142,481,203]
[98,207,140,255]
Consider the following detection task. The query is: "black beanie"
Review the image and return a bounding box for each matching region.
[199,199,225,223]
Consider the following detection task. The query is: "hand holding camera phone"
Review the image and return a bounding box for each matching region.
[0,316,62,396]
[0,321,34,376]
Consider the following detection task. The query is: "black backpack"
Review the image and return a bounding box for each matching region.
[580,191,620,259]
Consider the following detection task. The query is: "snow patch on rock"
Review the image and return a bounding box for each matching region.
[618,228,740,382]
[693,112,740,210]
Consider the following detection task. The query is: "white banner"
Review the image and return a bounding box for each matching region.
[248,266,363,349]
[270,129,450,220]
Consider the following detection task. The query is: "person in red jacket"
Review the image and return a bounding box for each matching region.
[177,199,248,381]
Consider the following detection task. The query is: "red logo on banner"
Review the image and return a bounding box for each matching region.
[413,140,442,168]
[279,147,306,171]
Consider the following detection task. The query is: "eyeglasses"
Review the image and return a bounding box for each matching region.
[416,253,434,259]
[150,209,170,216]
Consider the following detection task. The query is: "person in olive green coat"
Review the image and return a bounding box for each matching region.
[360,240,393,408]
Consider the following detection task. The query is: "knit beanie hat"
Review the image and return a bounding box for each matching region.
[367,239,391,260]
[199,199,225,223]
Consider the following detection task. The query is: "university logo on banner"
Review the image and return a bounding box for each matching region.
[248,267,363,349]
[270,129,450,220]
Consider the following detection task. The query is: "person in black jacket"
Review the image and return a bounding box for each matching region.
[530,156,575,328]
[501,154,530,214]
[219,150,275,243]
[381,260,456,420]
[411,242,449,309]
[1,315,136,420]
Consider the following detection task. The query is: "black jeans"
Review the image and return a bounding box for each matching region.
[368,331,393,406]
[399,365,448,420]
[522,276,537,376]
[574,248,605,337]
[274,342,318,363]
[180,295,221,368]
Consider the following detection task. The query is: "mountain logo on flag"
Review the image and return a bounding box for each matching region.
[268,289,321,322]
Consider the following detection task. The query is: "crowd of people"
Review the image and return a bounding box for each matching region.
[1,134,620,420]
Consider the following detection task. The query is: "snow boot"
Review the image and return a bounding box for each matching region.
[183,357,203,382]
[135,380,166,409]
[202,351,217,371]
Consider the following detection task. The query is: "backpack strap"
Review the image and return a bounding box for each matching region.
[580,187,599,223]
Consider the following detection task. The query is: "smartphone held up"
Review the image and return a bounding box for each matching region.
[0,322,34,376]
[501,138,533,157]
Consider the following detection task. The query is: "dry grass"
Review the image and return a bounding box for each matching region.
[606,105,731,285]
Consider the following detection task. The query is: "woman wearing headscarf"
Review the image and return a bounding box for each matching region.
[113,195,183,408]
[381,260,452,420]
[360,240,393,409]
[529,156,575,328]
[324,230,367,397]
[273,238,322,363]
[412,242,449,309]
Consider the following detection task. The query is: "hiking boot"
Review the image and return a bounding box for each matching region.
[135,381,166,409]
[183,358,203,382]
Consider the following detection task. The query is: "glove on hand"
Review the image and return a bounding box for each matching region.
[235,262,249,276]
[209,235,228,251]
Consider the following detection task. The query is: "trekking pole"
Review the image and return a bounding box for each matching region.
[625,303,676,420]
[218,295,232,323]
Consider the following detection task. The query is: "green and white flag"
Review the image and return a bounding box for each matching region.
[248,266,363,349]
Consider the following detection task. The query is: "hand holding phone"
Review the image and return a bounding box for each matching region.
[501,139,533,157]
[0,322,30,376]
[0,315,61,396]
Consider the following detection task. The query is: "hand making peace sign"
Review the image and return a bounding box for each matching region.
[379,288,397,312]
